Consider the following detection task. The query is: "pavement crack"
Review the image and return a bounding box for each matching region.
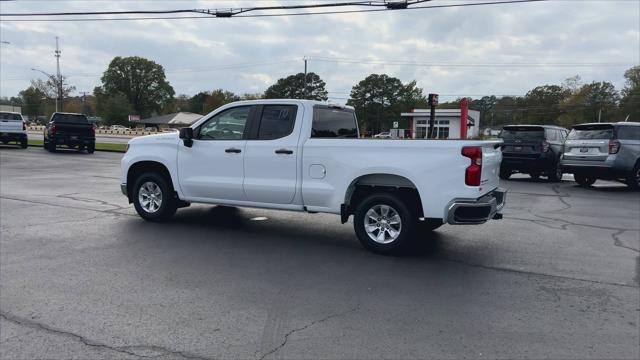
[440,257,639,288]
[0,312,214,360]
[258,304,360,360]
[611,229,640,253]
[0,195,135,217]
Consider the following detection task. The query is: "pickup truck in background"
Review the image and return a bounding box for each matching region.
[0,111,28,149]
[121,100,506,254]
[44,112,96,153]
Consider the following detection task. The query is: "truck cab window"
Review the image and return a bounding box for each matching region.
[257,105,297,140]
[197,107,250,140]
[311,107,358,138]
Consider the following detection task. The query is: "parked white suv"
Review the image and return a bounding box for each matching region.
[0,111,27,148]
[121,100,506,254]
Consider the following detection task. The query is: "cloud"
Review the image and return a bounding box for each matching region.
[1,0,638,101]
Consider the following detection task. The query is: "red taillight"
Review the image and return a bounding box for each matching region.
[540,141,550,153]
[609,139,620,154]
[22,121,26,131]
[91,124,96,137]
[462,146,482,186]
[50,124,57,135]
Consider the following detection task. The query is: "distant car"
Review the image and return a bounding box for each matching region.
[561,122,640,189]
[144,127,157,132]
[498,125,569,182]
[0,111,27,148]
[110,125,129,131]
[44,112,96,153]
[373,132,392,139]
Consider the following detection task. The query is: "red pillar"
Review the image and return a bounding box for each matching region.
[460,98,469,139]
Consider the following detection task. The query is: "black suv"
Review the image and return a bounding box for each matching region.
[499,125,569,182]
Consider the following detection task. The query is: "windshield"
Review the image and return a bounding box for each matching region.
[567,125,613,140]
[499,127,545,140]
[0,112,23,120]
[52,113,89,124]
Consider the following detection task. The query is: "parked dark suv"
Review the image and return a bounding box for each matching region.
[499,125,569,182]
[561,122,640,189]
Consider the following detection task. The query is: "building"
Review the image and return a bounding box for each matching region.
[0,105,22,113]
[130,112,202,129]
[400,108,481,139]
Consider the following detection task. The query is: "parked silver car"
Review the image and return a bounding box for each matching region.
[561,122,640,189]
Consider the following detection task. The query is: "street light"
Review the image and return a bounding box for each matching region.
[31,68,61,112]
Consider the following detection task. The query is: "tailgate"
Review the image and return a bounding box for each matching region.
[56,123,93,137]
[481,142,502,191]
[0,119,23,132]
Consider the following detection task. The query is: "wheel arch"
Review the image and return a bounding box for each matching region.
[126,161,175,203]
[341,173,424,223]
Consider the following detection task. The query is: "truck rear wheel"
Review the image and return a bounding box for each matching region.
[353,192,417,255]
[20,139,27,149]
[47,140,56,153]
[132,172,177,222]
[87,142,95,154]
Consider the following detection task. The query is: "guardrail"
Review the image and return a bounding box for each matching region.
[27,126,172,136]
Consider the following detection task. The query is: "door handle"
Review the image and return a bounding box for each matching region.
[275,149,293,155]
[225,148,241,153]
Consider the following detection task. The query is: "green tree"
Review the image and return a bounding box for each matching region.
[97,56,174,118]
[264,72,328,101]
[347,74,425,134]
[18,86,47,121]
[94,87,134,125]
[523,85,570,125]
[620,66,640,121]
[558,81,620,126]
[203,89,240,114]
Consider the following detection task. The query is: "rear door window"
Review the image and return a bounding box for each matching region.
[312,107,358,138]
[616,126,640,140]
[567,124,614,140]
[499,127,545,141]
[257,105,297,140]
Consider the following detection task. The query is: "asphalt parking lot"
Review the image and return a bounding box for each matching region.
[1,147,639,359]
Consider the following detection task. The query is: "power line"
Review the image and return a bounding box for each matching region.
[0,1,427,17]
[309,56,633,67]
[0,0,549,22]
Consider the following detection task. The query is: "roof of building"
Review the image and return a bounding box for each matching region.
[135,112,202,125]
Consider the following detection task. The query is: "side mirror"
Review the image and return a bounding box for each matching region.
[179,127,193,148]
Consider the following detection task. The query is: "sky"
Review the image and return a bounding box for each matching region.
[0,0,639,103]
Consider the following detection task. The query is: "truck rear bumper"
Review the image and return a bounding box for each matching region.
[0,132,27,142]
[446,188,507,225]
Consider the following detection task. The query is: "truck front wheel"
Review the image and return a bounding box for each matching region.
[132,173,177,222]
[353,193,417,255]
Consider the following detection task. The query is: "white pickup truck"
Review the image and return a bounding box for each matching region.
[121,100,506,254]
[0,111,28,148]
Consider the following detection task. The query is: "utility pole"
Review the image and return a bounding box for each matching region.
[55,36,62,112]
[303,56,308,99]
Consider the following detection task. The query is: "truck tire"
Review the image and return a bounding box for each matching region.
[499,167,511,180]
[574,173,596,187]
[87,142,95,154]
[47,139,56,153]
[20,139,28,149]
[547,160,563,183]
[132,172,177,222]
[353,192,417,255]
[627,162,640,190]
